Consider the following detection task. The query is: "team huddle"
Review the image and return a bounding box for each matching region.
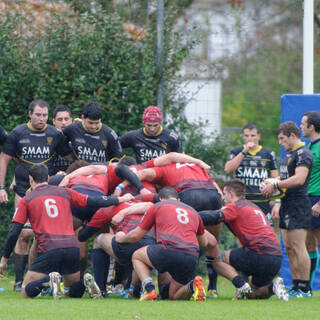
[0,99,318,302]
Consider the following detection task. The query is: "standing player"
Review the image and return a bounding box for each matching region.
[0,99,71,292]
[199,180,288,301]
[0,164,132,299]
[120,106,183,163]
[115,187,207,301]
[224,123,278,226]
[63,102,123,163]
[261,121,313,298]
[300,111,320,290]
[51,105,73,173]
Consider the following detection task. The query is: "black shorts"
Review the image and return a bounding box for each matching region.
[29,247,80,275]
[229,247,282,287]
[279,196,312,230]
[147,245,198,285]
[71,188,104,222]
[112,236,156,265]
[179,188,222,211]
[309,196,320,230]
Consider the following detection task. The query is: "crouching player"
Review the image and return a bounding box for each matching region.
[0,163,133,299]
[116,187,208,301]
[199,179,288,301]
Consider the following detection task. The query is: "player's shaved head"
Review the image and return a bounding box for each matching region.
[158,186,179,200]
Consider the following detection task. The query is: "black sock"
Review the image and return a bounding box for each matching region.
[292,279,299,291]
[91,248,109,291]
[206,257,217,290]
[114,262,129,286]
[297,280,310,293]
[69,280,86,298]
[231,276,246,289]
[133,281,142,298]
[14,253,28,283]
[25,275,50,298]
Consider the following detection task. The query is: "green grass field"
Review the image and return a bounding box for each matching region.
[0,276,318,320]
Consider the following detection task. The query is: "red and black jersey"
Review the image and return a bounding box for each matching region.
[220,198,282,256]
[120,127,182,163]
[12,184,88,254]
[63,122,123,163]
[68,173,109,195]
[3,122,70,192]
[139,199,204,256]
[88,200,145,230]
[146,161,216,193]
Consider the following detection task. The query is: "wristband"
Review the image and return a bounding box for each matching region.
[116,184,124,191]
[274,199,281,204]
[0,186,4,190]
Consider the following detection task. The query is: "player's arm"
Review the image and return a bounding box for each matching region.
[261,167,309,196]
[0,152,13,203]
[113,168,157,195]
[111,202,153,225]
[224,151,244,174]
[115,226,148,243]
[0,222,23,275]
[115,165,147,193]
[78,225,100,242]
[59,165,107,187]
[152,152,210,171]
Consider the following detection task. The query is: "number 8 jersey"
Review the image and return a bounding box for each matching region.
[139,199,205,257]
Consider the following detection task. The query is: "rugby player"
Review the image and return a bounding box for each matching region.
[135,155,222,297]
[0,163,134,299]
[0,99,72,292]
[261,121,313,298]
[115,187,207,301]
[53,159,146,294]
[224,123,278,226]
[300,111,320,290]
[79,200,156,298]
[51,105,73,173]
[200,179,288,301]
[62,102,123,163]
[120,106,182,163]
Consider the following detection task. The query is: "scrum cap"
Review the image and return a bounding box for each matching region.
[142,106,162,124]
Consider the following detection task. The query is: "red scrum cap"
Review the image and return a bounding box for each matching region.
[142,106,162,124]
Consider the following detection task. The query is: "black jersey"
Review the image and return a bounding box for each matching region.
[63,121,123,163]
[120,126,183,163]
[2,122,70,194]
[51,154,71,173]
[0,125,7,145]
[279,142,313,199]
[228,146,278,213]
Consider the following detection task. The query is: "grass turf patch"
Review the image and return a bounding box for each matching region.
[0,276,318,320]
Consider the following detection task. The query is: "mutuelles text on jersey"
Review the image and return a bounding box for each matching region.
[229,146,277,205]
[63,122,123,163]
[120,127,182,163]
[3,123,70,174]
